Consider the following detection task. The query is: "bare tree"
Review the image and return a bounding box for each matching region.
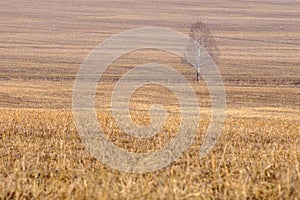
[185,21,219,81]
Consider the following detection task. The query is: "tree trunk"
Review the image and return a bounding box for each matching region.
[196,47,200,82]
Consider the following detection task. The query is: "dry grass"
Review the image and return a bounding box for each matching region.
[0,109,299,199]
[0,0,300,199]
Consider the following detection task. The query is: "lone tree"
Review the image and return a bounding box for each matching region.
[185,21,219,81]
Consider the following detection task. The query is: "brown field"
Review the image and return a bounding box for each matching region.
[0,0,299,199]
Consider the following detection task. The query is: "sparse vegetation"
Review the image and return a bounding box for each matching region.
[0,0,299,199]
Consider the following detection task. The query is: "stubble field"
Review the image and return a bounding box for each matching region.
[0,0,299,199]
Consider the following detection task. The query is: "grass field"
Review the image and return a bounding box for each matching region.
[0,0,299,199]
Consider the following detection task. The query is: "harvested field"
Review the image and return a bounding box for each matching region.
[0,0,299,199]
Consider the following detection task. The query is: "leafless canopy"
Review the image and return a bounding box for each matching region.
[185,21,219,81]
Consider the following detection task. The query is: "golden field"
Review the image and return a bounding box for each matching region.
[0,109,299,199]
[0,0,299,199]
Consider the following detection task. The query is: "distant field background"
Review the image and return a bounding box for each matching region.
[0,0,299,199]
